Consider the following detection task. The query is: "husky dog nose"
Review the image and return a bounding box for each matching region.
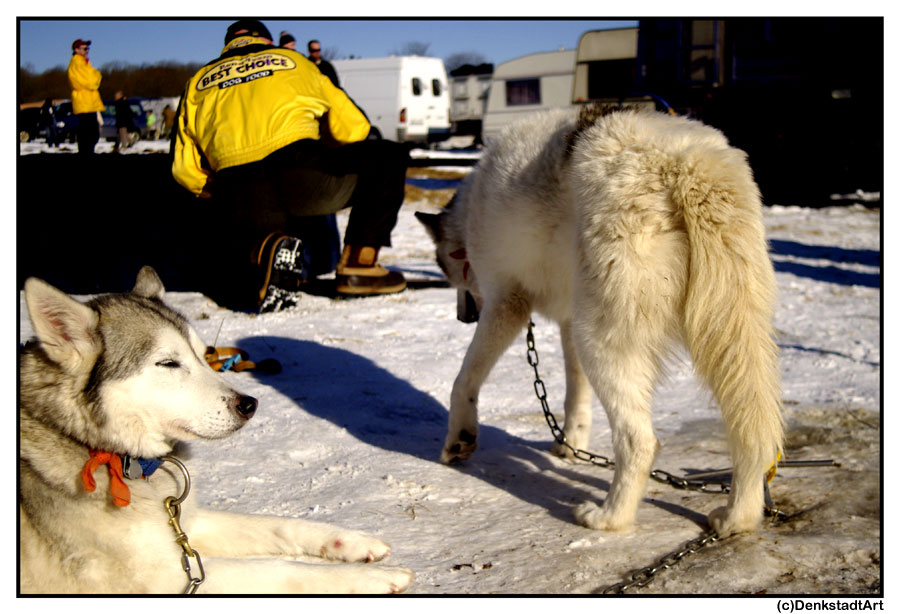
[233,395,258,420]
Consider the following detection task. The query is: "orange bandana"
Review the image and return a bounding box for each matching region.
[81,450,131,506]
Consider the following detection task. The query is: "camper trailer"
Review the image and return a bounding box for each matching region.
[481,49,576,143]
[331,56,451,143]
[448,63,493,138]
[572,27,641,103]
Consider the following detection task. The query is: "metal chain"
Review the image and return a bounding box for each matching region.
[527,325,615,468]
[601,528,721,594]
[161,456,206,594]
[526,319,837,593]
[603,493,794,594]
[527,321,732,492]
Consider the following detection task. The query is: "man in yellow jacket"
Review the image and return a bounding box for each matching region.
[172,19,410,312]
[67,39,105,154]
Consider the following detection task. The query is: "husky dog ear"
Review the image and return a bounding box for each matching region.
[24,278,101,374]
[414,211,443,243]
[132,266,165,299]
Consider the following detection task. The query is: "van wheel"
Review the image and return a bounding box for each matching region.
[367,127,382,140]
[19,131,31,143]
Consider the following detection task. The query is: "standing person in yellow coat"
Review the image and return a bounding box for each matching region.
[67,39,105,155]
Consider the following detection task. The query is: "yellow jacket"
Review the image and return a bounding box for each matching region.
[66,54,105,114]
[172,36,371,196]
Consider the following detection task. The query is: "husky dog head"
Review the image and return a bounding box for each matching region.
[22,267,257,458]
[415,197,482,313]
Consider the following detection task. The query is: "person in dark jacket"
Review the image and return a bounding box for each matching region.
[308,39,340,88]
[113,91,135,152]
[39,98,59,147]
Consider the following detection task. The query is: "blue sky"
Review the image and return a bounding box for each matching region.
[18,18,638,74]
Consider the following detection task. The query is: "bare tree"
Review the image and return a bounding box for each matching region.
[392,41,431,56]
[322,46,340,61]
[444,51,488,72]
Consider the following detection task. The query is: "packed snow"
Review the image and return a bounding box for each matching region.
[17,137,882,600]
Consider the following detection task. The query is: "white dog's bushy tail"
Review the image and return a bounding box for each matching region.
[569,106,784,533]
[673,140,784,532]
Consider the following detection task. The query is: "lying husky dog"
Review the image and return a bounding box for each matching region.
[19,267,413,594]
[417,105,783,537]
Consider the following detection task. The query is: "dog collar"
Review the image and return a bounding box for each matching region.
[122,454,164,480]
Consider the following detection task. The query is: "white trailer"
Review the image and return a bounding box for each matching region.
[331,56,451,143]
[481,49,576,143]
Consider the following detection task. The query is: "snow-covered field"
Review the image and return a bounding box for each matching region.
[17,138,882,598]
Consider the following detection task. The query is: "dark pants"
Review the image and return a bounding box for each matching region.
[75,113,99,155]
[200,138,409,309]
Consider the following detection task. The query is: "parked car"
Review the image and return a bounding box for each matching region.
[18,107,42,142]
[100,99,147,142]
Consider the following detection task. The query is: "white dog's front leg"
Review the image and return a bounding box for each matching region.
[442,292,531,463]
[198,558,414,594]
[187,509,392,563]
[551,320,594,460]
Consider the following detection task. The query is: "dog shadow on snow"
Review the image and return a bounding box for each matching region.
[238,336,707,529]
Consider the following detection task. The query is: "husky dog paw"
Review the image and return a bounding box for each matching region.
[289,566,415,594]
[551,439,573,460]
[357,567,415,594]
[708,505,761,538]
[440,428,478,464]
[321,531,393,563]
[573,501,632,531]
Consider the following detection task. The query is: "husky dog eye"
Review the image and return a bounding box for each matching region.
[156,359,181,368]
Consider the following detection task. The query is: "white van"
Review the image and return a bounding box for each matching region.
[331,56,450,143]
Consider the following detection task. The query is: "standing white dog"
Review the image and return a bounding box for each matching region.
[417,105,783,537]
[19,267,413,594]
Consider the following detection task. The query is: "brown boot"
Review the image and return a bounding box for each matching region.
[336,245,407,296]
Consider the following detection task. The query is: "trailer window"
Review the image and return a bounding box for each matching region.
[432,79,442,96]
[412,78,423,96]
[506,78,540,106]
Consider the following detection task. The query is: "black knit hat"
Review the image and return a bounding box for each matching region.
[224,19,272,45]
[279,31,295,46]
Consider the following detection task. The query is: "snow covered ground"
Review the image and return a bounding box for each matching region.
[17,138,882,599]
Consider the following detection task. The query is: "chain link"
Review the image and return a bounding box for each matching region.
[527,321,731,489]
[527,325,616,468]
[601,529,721,594]
[525,319,836,593]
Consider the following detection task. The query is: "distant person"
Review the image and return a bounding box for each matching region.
[67,39,105,155]
[161,104,175,138]
[112,91,135,152]
[146,108,158,139]
[39,98,59,147]
[172,19,410,313]
[308,39,340,87]
[278,31,296,50]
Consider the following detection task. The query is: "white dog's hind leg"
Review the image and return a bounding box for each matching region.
[188,509,393,563]
[573,335,662,531]
[442,291,531,463]
[571,230,680,530]
[551,320,594,460]
[198,558,414,594]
